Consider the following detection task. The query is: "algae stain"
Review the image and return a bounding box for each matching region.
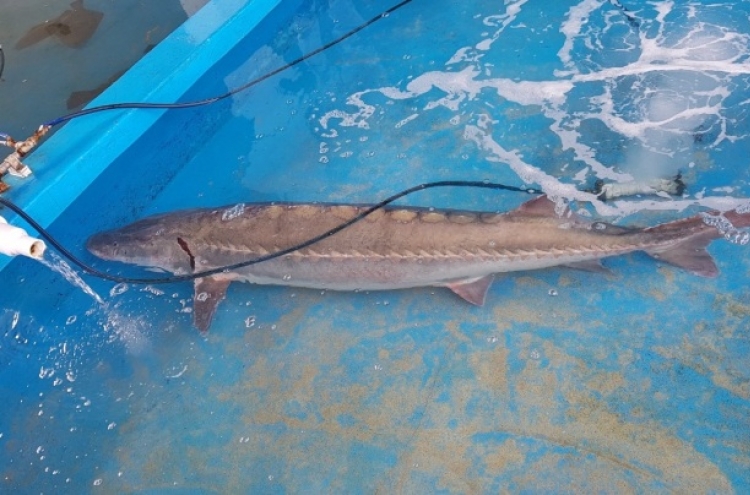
[469,348,509,394]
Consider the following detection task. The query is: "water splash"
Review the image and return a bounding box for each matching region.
[700,212,750,245]
[38,251,104,306]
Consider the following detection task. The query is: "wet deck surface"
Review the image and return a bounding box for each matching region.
[1,0,750,492]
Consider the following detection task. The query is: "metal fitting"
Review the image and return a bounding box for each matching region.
[0,125,51,193]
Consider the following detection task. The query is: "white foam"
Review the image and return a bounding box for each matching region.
[103,310,151,355]
[557,0,606,70]
[317,0,750,219]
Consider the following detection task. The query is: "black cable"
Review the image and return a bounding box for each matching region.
[0,44,5,80]
[44,0,414,127]
[0,4,539,285]
[0,180,543,285]
[610,0,639,29]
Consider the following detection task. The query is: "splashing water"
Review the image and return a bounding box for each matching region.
[38,252,104,306]
[700,212,750,245]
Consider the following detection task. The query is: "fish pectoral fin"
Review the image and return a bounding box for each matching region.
[646,232,718,278]
[446,275,494,306]
[563,259,613,275]
[193,276,232,333]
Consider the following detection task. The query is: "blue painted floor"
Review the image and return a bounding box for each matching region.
[1,0,750,492]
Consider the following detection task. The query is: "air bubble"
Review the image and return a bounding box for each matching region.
[110,283,128,296]
[319,156,329,164]
[701,213,750,245]
[282,274,292,281]
[548,289,558,296]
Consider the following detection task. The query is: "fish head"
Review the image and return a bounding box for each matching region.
[87,214,192,273]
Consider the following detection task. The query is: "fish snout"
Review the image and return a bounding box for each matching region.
[86,232,121,260]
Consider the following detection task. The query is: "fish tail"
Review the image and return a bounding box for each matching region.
[642,215,720,277]
[723,208,750,229]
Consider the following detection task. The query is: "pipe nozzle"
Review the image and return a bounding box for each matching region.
[0,216,46,259]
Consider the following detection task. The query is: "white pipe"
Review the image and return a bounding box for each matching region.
[0,216,46,259]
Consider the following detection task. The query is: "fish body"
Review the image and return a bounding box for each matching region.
[86,196,750,332]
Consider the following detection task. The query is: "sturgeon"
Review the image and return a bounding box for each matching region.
[86,196,750,332]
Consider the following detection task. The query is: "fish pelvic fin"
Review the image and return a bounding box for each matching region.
[193,276,232,333]
[646,230,718,278]
[446,275,494,306]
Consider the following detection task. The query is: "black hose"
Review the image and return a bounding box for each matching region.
[0,180,542,285]
[0,3,542,285]
[44,0,414,127]
[0,45,5,80]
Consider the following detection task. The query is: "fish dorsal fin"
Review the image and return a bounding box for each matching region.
[508,195,566,219]
[446,275,494,306]
[193,276,232,333]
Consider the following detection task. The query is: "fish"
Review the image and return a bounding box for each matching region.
[86,195,750,332]
[15,0,103,50]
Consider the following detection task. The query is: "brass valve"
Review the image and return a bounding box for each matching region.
[0,125,50,193]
